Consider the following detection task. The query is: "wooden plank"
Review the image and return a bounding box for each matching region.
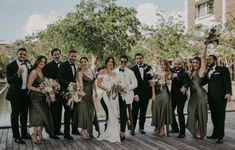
[1,112,235,150]
[6,129,13,150]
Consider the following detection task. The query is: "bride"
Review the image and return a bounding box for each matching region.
[97,57,120,143]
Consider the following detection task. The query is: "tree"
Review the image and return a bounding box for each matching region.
[13,0,142,65]
[0,46,9,78]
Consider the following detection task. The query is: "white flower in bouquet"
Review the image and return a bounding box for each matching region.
[66,81,86,109]
[112,79,127,95]
[147,67,161,86]
[39,78,60,104]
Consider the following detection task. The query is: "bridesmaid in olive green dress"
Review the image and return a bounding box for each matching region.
[151,60,172,136]
[187,43,208,139]
[74,57,98,139]
[27,55,58,144]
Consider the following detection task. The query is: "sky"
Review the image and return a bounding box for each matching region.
[0,0,185,43]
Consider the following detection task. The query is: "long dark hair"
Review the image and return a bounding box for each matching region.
[105,56,115,69]
[30,55,47,72]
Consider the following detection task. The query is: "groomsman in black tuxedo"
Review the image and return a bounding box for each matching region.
[58,49,78,140]
[170,59,190,138]
[206,55,232,144]
[6,48,32,144]
[131,53,152,135]
[44,48,63,136]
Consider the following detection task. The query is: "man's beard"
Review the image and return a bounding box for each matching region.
[208,63,215,68]
[174,67,181,71]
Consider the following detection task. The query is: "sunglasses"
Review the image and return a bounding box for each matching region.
[120,60,127,64]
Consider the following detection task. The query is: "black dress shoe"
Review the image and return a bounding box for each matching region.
[72,130,80,135]
[21,133,32,139]
[15,138,26,144]
[207,135,217,139]
[169,129,179,133]
[97,132,100,138]
[216,138,223,144]
[139,129,146,134]
[177,133,185,138]
[49,135,60,139]
[56,131,64,135]
[130,131,135,136]
[120,136,126,141]
[64,135,74,140]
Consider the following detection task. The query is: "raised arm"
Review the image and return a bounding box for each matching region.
[199,42,208,78]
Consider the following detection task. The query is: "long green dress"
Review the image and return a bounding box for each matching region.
[73,74,97,138]
[151,82,172,133]
[187,72,208,139]
[29,75,55,136]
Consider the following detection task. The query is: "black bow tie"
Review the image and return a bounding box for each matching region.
[119,68,125,72]
[208,67,213,71]
[138,65,144,68]
[20,62,26,65]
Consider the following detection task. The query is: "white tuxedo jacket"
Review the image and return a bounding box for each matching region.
[115,67,138,104]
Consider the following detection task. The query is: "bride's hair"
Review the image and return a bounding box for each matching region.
[105,56,115,68]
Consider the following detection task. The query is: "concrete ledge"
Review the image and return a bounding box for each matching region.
[0,84,8,96]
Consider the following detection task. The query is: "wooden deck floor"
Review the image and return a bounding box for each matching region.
[1,112,235,150]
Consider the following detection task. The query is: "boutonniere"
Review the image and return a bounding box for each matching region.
[143,66,148,71]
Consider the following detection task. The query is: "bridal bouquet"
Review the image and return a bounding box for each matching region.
[63,82,86,109]
[109,79,127,99]
[39,78,60,104]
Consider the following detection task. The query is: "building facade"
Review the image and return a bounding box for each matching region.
[186,0,235,31]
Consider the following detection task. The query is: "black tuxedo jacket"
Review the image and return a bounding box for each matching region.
[131,64,152,99]
[58,60,76,91]
[5,60,30,101]
[207,66,232,100]
[171,68,190,96]
[44,60,60,79]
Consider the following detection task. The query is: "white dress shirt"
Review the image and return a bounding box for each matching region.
[138,64,144,80]
[16,59,28,89]
[208,65,216,79]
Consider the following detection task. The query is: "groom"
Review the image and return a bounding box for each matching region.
[115,55,137,141]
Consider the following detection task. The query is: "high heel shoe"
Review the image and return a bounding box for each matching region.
[153,128,159,135]
[31,133,41,144]
[158,128,165,136]
[80,130,89,140]
[37,129,43,141]
[195,129,201,139]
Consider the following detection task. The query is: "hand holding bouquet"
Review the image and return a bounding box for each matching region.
[65,81,86,109]
[147,68,161,86]
[39,78,60,104]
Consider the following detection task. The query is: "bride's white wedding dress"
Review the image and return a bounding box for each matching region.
[97,74,120,143]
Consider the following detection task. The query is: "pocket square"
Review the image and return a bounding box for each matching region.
[214,72,220,75]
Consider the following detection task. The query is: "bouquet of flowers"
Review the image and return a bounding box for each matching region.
[39,78,60,104]
[147,67,161,86]
[109,79,127,99]
[205,27,220,44]
[63,82,86,109]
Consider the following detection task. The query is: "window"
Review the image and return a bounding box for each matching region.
[196,0,214,18]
